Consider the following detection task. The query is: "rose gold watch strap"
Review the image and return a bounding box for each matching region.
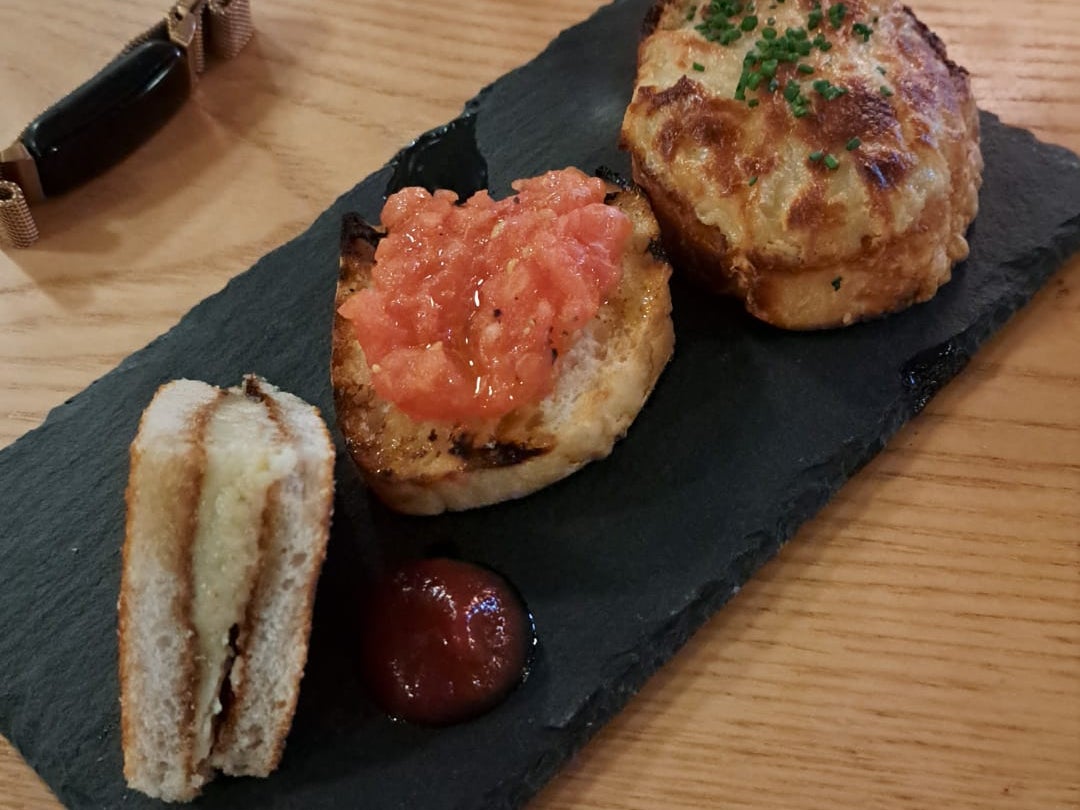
[0,182,40,249]
[0,0,253,249]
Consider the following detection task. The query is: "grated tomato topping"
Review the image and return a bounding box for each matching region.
[338,168,630,422]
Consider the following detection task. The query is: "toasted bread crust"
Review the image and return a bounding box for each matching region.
[119,383,223,802]
[210,377,335,777]
[621,0,982,329]
[120,378,334,799]
[332,180,675,515]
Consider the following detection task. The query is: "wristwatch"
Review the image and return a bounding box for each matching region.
[0,0,254,248]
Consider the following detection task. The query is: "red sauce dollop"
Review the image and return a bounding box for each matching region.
[337,168,630,422]
[361,558,533,725]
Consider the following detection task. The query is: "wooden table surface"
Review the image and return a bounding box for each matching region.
[1,0,1078,807]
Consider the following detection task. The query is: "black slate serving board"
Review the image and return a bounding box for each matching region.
[3,0,1080,807]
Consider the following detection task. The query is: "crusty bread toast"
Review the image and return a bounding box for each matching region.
[119,376,334,802]
[210,379,335,777]
[331,178,675,515]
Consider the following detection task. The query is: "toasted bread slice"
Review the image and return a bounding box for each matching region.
[210,378,335,777]
[331,177,675,515]
[119,376,334,802]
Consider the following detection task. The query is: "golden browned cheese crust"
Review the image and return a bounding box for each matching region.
[331,181,675,515]
[621,0,982,329]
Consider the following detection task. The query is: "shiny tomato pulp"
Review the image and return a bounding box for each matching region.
[338,168,631,422]
[361,559,533,726]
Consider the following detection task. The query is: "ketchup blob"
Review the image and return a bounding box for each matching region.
[361,558,534,725]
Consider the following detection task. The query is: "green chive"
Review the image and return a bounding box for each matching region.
[824,153,839,169]
[762,26,777,39]
[787,27,807,39]
[748,176,758,185]
[827,2,846,28]
[852,22,872,42]
[761,58,778,77]
[831,276,842,290]
[812,79,830,93]
[741,14,759,30]
[809,150,824,162]
[846,137,861,150]
[692,61,706,71]
[783,80,801,101]
[748,98,760,107]
[798,63,814,74]
[880,84,894,96]
[876,65,887,74]
[747,71,763,89]
[792,105,810,117]
[807,8,823,28]
[687,4,698,20]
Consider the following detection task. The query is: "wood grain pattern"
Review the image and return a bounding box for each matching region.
[1,0,1077,808]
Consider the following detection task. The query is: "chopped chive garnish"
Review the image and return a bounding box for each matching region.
[809,150,824,162]
[687,4,698,20]
[880,84,894,96]
[792,105,810,117]
[748,98,760,107]
[852,22,872,42]
[831,276,842,290]
[747,71,763,89]
[748,176,758,185]
[807,8,823,28]
[762,26,778,39]
[741,14,759,30]
[798,63,815,74]
[812,79,847,100]
[823,153,839,169]
[827,2,846,28]
[760,58,778,77]
[846,137,861,150]
[876,65,887,74]
[783,80,801,102]
[692,61,706,71]
[787,27,807,39]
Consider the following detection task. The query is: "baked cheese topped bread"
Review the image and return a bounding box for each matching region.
[621,0,982,328]
[119,376,334,802]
